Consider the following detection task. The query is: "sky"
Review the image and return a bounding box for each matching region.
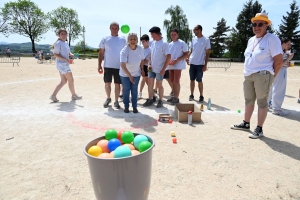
[0,0,294,48]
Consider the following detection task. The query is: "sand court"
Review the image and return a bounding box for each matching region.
[1,57,300,199]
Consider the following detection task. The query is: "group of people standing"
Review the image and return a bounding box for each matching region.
[97,22,211,113]
[48,13,298,140]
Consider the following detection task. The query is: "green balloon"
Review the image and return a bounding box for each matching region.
[138,141,152,153]
[105,129,118,140]
[121,24,130,34]
[121,130,134,144]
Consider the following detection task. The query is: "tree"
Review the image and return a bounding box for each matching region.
[1,0,48,53]
[163,5,192,46]
[0,15,9,35]
[73,40,91,53]
[231,0,263,58]
[277,0,300,54]
[224,28,242,58]
[209,18,230,57]
[49,6,82,47]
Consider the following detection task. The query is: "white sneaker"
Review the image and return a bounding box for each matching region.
[138,92,142,98]
[272,110,287,116]
[72,94,82,100]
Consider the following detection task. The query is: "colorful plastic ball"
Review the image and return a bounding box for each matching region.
[121,24,130,34]
[88,145,102,157]
[97,139,110,153]
[105,129,118,140]
[117,131,123,141]
[114,146,132,158]
[98,152,113,158]
[238,110,241,113]
[138,141,152,153]
[133,135,148,149]
[172,138,177,143]
[123,143,135,150]
[107,138,121,152]
[121,130,134,144]
[131,150,140,156]
[169,119,173,123]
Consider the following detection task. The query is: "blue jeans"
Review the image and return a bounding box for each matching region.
[120,76,140,108]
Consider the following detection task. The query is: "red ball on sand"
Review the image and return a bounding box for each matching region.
[172,138,177,143]
[169,119,173,123]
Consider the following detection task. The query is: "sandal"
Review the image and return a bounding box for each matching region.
[72,94,82,100]
[49,95,59,102]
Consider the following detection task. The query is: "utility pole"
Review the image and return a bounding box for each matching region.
[82,25,86,60]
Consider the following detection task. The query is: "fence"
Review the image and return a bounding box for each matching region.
[0,53,21,66]
[207,58,231,71]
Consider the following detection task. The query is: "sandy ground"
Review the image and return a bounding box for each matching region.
[0,57,300,200]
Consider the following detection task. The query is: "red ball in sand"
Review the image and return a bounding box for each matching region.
[172,138,177,143]
[169,119,173,123]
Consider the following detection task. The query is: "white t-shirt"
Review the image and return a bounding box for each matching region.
[119,45,144,77]
[244,33,282,76]
[53,40,70,65]
[167,39,188,70]
[143,46,151,66]
[189,36,211,65]
[150,39,170,73]
[99,36,126,69]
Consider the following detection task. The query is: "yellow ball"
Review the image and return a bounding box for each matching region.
[171,131,176,137]
[88,145,102,157]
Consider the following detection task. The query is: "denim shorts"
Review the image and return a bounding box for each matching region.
[189,64,204,82]
[148,71,164,81]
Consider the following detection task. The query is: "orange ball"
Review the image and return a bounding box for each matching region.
[172,138,177,143]
[117,131,123,143]
[97,139,110,153]
[123,143,135,150]
[169,119,173,123]
[110,151,114,157]
[98,152,113,158]
[131,150,140,156]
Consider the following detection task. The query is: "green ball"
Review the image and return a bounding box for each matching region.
[133,135,148,149]
[105,129,118,140]
[121,24,130,34]
[138,141,152,153]
[121,130,134,144]
[238,110,241,113]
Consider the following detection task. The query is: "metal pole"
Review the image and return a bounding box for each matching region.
[83,25,86,60]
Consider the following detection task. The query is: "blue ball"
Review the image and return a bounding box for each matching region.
[114,146,132,158]
[107,138,121,152]
[133,135,148,150]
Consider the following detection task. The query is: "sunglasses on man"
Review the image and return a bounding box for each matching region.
[252,22,267,27]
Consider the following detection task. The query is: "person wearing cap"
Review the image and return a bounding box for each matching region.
[98,22,126,109]
[186,25,211,103]
[268,38,294,116]
[143,26,171,108]
[231,13,283,139]
[166,28,189,104]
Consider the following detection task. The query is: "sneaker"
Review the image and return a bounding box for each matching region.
[249,126,264,139]
[189,95,194,101]
[171,98,179,104]
[133,107,138,113]
[119,94,123,99]
[297,99,300,103]
[72,94,82,100]
[154,89,157,94]
[156,100,163,108]
[199,96,204,103]
[143,99,153,107]
[152,96,157,103]
[124,108,129,113]
[231,120,250,130]
[170,91,174,97]
[167,97,175,102]
[103,98,111,108]
[272,109,287,116]
[114,101,120,109]
[49,95,59,102]
[138,92,142,98]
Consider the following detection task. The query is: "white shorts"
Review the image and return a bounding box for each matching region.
[56,61,71,74]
